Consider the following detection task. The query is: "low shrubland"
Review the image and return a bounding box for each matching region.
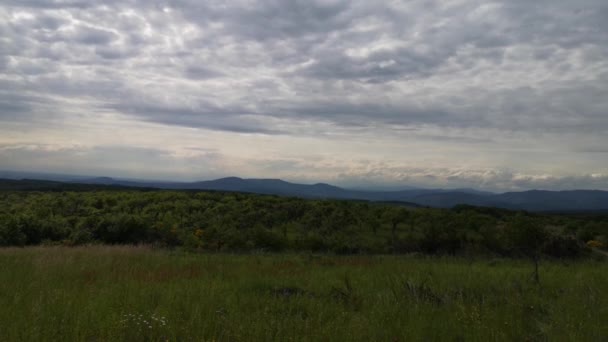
[0,190,606,260]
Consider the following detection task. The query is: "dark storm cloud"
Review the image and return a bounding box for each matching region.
[94,46,139,60]
[293,47,443,83]
[0,95,34,116]
[176,0,354,41]
[0,88,58,121]
[0,0,91,9]
[265,101,456,128]
[183,66,225,80]
[107,103,283,135]
[69,26,118,45]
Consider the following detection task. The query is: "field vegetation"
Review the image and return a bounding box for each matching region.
[1,188,607,340]
[0,246,607,341]
[1,189,607,258]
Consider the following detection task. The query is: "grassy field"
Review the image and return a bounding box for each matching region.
[0,247,607,341]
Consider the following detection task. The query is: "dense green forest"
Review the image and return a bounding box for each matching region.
[1,187,607,258]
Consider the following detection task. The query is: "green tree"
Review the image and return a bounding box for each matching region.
[382,207,410,247]
[507,215,548,283]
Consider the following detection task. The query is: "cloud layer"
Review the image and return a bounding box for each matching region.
[1,0,607,190]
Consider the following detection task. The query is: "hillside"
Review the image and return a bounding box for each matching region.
[1,176,608,212]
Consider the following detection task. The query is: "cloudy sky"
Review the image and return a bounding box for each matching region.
[1,0,607,191]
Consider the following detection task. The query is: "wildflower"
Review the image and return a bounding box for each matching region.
[587,240,604,249]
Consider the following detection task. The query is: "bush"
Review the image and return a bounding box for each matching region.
[0,217,27,246]
[392,233,423,253]
[542,235,585,258]
[294,232,327,252]
[220,228,248,251]
[250,226,287,251]
[66,229,94,246]
[92,214,149,244]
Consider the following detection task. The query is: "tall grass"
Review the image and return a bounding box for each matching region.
[0,246,606,341]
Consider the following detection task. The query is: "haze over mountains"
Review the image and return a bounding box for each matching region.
[2,1,608,204]
[2,170,608,212]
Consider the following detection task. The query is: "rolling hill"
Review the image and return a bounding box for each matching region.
[1,172,607,212]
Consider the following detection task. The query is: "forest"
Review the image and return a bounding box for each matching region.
[1,185,606,258]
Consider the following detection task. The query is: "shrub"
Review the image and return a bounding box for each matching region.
[250,226,287,251]
[0,217,27,246]
[542,235,584,258]
[92,214,149,244]
[66,229,94,246]
[294,232,327,252]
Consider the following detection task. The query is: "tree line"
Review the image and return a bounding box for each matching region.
[0,189,607,257]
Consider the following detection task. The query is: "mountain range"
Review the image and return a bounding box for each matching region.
[1,170,607,212]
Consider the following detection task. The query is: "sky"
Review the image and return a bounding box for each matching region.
[1,0,607,191]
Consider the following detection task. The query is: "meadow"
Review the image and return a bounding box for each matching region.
[1,246,607,341]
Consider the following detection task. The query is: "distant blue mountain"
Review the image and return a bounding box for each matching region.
[2,171,608,212]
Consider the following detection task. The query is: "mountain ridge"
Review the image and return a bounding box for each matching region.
[1,171,608,212]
